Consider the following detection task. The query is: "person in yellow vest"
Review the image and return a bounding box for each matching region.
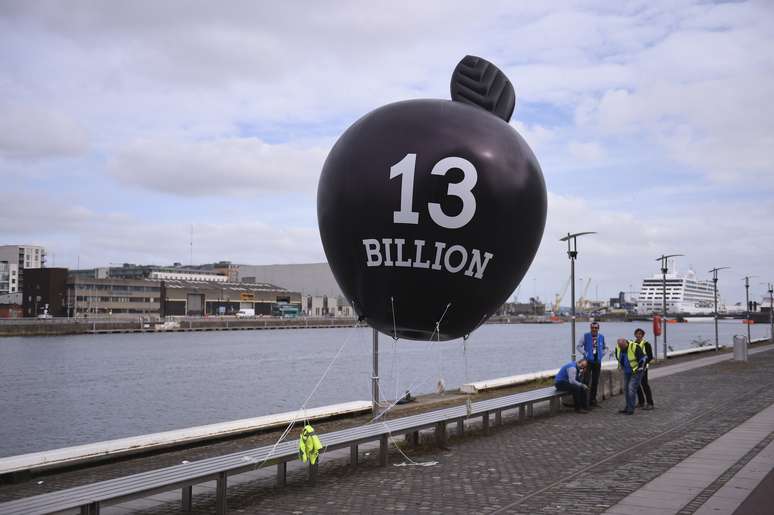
[615,337,646,415]
[298,424,323,465]
[633,328,655,410]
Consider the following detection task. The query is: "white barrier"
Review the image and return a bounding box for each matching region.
[460,343,737,394]
[0,401,372,476]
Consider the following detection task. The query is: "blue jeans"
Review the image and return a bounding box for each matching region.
[623,371,643,413]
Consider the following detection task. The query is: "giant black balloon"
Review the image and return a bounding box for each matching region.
[318,85,546,341]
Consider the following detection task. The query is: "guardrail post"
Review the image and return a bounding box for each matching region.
[527,403,533,417]
[456,419,464,436]
[276,462,287,486]
[379,434,389,466]
[607,371,613,399]
[308,461,318,484]
[482,412,490,434]
[518,405,526,421]
[215,472,227,515]
[406,431,419,447]
[80,502,100,515]
[350,444,358,466]
[495,410,503,426]
[182,485,192,511]
[550,397,559,415]
[435,422,447,448]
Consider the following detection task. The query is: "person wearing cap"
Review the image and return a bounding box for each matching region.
[615,338,646,415]
[580,321,606,407]
[633,328,655,409]
[555,358,590,413]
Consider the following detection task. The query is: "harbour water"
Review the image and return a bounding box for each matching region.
[0,320,769,457]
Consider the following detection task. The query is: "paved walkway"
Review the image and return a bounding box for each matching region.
[78,345,772,515]
[606,402,774,514]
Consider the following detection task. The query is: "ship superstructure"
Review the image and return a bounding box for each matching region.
[636,267,721,315]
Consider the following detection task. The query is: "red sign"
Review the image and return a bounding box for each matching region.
[653,315,662,336]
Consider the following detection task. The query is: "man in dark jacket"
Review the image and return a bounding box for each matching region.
[580,322,605,407]
[634,328,655,409]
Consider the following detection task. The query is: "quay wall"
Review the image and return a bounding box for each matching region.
[0,316,359,337]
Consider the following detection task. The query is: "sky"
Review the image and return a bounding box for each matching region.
[1,0,773,306]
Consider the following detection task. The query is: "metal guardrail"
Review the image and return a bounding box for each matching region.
[0,379,611,515]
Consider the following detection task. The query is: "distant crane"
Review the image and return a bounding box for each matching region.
[552,277,571,313]
[576,277,592,311]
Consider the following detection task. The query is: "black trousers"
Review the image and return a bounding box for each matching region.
[556,381,588,411]
[637,369,654,406]
[585,360,602,404]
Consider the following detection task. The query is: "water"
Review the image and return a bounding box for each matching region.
[0,320,769,457]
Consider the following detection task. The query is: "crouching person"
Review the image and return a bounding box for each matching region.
[554,359,589,413]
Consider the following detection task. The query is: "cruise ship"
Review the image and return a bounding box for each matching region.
[636,267,721,315]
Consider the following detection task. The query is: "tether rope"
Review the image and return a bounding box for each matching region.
[390,296,400,402]
[249,319,362,470]
[433,303,452,393]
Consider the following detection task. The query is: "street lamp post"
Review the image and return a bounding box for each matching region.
[560,232,596,362]
[656,254,683,360]
[372,328,379,416]
[767,283,773,344]
[743,276,754,345]
[709,267,730,351]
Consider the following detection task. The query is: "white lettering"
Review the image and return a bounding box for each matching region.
[390,154,420,224]
[362,237,495,280]
[428,157,477,229]
[431,241,446,270]
[363,239,382,267]
[464,249,494,279]
[444,245,468,273]
[413,239,430,269]
[381,238,394,266]
[394,238,412,267]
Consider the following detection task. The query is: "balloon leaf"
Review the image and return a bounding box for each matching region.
[450,55,515,122]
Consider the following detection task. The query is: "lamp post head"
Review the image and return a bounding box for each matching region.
[655,253,684,274]
[559,231,596,260]
[708,266,730,282]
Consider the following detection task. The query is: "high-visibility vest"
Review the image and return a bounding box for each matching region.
[616,342,640,373]
[634,339,652,367]
[298,424,323,465]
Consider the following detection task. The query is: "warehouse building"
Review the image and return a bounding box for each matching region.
[237,262,354,317]
[160,279,300,317]
[67,276,161,317]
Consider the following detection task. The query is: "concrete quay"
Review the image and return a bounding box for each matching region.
[2,343,773,514]
[0,316,359,337]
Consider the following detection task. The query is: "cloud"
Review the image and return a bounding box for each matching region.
[108,137,328,196]
[0,103,89,159]
[568,141,606,163]
[0,191,325,267]
[2,1,773,305]
[522,191,774,304]
[511,121,556,154]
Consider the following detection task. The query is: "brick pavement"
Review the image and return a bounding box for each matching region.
[86,347,774,514]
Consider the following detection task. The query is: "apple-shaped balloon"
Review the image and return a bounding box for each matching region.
[318,55,546,341]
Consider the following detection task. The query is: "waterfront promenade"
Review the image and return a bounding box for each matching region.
[2,344,773,514]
